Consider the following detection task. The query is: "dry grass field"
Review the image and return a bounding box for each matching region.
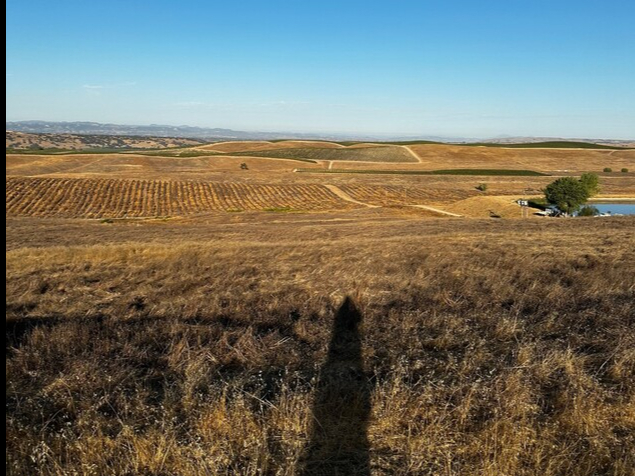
[407,144,635,173]
[186,140,635,172]
[6,153,302,179]
[5,140,635,475]
[6,215,635,476]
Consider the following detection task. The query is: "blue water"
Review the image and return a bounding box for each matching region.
[590,202,635,216]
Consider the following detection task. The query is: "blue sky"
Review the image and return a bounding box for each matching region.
[6,0,635,138]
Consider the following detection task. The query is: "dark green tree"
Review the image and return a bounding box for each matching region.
[579,173,600,196]
[577,205,600,217]
[544,177,590,215]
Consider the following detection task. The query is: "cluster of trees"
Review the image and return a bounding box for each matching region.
[544,173,599,215]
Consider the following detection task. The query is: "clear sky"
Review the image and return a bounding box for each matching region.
[6,0,635,139]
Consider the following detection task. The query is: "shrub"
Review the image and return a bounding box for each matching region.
[621,168,629,173]
[603,167,612,173]
[579,173,600,196]
[577,205,600,217]
[527,198,547,210]
[476,183,488,192]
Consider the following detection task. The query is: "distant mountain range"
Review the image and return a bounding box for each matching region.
[5,121,355,141]
[6,121,634,147]
[6,131,206,151]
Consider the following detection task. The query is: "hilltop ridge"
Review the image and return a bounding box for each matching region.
[7,120,634,147]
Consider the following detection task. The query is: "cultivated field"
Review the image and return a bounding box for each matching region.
[338,184,476,206]
[6,139,635,476]
[6,140,635,219]
[228,146,419,163]
[6,153,299,179]
[197,140,346,152]
[6,177,357,218]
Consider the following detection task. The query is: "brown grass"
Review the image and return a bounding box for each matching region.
[6,153,313,179]
[408,144,635,173]
[6,216,635,476]
[445,196,529,218]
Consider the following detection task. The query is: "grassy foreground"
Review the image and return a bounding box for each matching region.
[6,218,635,476]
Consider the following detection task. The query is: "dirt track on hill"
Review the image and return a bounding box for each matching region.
[324,185,380,208]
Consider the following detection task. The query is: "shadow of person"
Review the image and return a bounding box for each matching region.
[298,296,372,476]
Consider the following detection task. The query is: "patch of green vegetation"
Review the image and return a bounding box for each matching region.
[295,168,547,176]
[527,198,548,210]
[7,147,75,154]
[436,169,547,176]
[229,146,417,163]
[135,150,222,158]
[544,177,594,214]
[224,153,319,164]
[577,205,600,217]
[579,173,600,196]
[268,139,331,144]
[459,141,632,150]
[267,139,381,147]
[377,140,444,146]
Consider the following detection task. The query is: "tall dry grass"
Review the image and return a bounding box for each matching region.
[6,218,635,475]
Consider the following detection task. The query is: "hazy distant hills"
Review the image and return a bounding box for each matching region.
[6,131,206,151]
[476,136,635,148]
[6,121,634,147]
[5,121,347,141]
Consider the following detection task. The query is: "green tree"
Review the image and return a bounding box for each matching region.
[579,173,600,196]
[544,177,590,215]
[577,205,599,217]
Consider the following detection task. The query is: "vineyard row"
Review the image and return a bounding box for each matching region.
[6,177,358,218]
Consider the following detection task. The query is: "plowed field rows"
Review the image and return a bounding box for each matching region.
[6,177,357,218]
[339,184,476,206]
[229,146,417,163]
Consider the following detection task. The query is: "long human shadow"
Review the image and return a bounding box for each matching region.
[298,296,372,476]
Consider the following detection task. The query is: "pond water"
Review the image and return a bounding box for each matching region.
[589,202,635,216]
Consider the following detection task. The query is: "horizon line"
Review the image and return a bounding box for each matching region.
[5,119,635,142]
